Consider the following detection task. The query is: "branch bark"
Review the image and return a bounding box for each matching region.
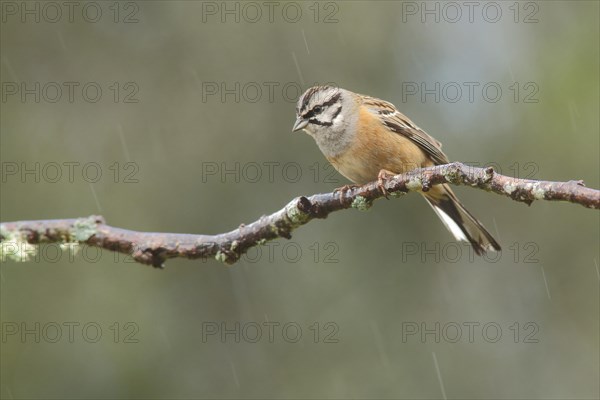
[1,163,598,267]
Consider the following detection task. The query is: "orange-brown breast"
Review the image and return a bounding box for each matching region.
[327,107,434,184]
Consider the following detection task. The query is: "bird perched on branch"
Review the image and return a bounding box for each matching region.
[292,85,500,255]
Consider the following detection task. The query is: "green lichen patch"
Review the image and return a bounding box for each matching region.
[69,217,99,242]
[443,168,461,183]
[351,195,372,211]
[285,201,311,226]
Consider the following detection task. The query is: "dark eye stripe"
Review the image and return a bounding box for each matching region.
[307,105,342,127]
[302,93,341,119]
[308,118,333,127]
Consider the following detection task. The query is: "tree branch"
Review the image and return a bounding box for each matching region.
[1,162,598,267]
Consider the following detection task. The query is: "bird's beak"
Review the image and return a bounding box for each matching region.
[292,117,309,132]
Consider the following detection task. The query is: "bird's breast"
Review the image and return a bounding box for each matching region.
[327,107,431,184]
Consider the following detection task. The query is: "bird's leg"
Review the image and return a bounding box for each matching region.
[377,169,396,199]
[333,184,360,203]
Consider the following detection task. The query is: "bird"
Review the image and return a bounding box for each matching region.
[292,85,500,255]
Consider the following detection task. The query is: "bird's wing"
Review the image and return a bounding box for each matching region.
[361,96,450,165]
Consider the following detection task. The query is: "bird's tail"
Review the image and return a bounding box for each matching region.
[424,184,501,256]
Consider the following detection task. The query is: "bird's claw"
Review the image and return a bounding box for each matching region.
[377,170,395,199]
[333,184,360,204]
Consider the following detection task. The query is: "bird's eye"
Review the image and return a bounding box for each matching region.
[313,106,323,113]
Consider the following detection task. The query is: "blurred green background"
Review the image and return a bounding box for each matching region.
[1,1,598,399]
